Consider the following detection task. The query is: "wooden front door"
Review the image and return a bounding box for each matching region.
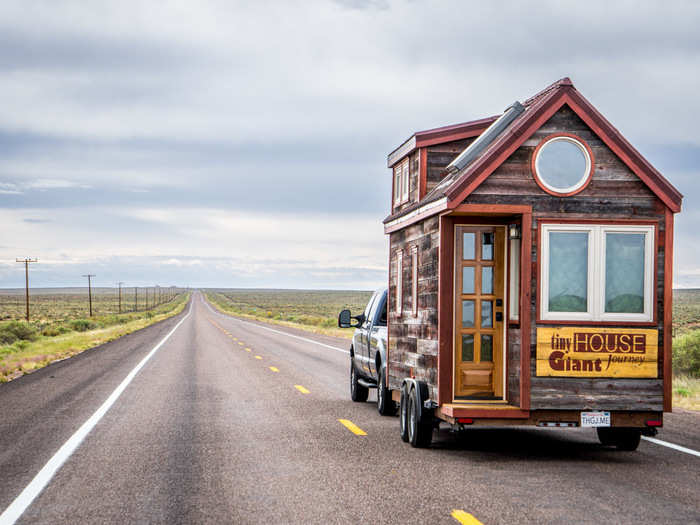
[454,226,505,400]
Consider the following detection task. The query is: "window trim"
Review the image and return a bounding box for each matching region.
[538,222,656,324]
[531,133,595,197]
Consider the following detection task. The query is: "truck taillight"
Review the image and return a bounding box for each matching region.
[645,420,662,427]
[457,418,473,425]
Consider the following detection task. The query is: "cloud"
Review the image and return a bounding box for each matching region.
[0,1,698,288]
[22,218,52,223]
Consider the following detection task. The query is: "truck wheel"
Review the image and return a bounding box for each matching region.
[399,385,409,442]
[377,366,397,416]
[597,428,641,451]
[350,361,369,402]
[408,387,432,448]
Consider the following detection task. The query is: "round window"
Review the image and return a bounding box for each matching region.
[533,134,593,195]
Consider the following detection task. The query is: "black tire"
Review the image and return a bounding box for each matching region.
[597,427,641,451]
[408,387,432,448]
[377,366,397,416]
[350,360,369,402]
[399,385,409,442]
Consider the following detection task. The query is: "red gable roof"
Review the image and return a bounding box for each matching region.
[444,79,682,213]
[385,78,682,231]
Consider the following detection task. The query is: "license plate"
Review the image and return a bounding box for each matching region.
[581,411,610,427]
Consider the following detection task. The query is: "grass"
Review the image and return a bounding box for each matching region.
[672,375,700,411]
[0,293,189,382]
[204,289,372,339]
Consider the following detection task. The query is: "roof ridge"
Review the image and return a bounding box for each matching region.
[522,77,573,106]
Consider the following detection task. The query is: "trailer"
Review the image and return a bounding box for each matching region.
[383,78,682,449]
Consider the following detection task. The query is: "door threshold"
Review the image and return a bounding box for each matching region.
[450,399,510,406]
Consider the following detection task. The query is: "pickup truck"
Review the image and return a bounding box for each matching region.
[338,288,396,415]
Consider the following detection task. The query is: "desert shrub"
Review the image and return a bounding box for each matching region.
[0,321,39,344]
[41,325,71,337]
[70,319,98,332]
[673,330,700,377]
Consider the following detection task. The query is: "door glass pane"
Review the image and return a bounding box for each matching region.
[481,335,493,362]
[482,266,493,294]
[462,300,475,327]
[463,233,475,260]
[549,232,588,312]
[482,232,494,260]
[605,233,645,313]
[462,267,475,294]
[461,335,474,361]
[481,300,493,327]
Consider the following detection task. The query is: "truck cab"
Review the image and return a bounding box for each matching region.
[338,288,395,415]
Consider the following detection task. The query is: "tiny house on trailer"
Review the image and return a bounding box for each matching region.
[384,78,682,449]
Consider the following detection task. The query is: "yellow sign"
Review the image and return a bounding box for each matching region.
[536,327,658,378]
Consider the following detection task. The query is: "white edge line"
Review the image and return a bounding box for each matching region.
[642,436,700,458]
[202,296,349,355]
[0,303,193,525]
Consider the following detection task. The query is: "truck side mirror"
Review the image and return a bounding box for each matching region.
[338,309,352,328]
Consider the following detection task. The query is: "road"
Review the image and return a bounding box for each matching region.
[0,293,698,524]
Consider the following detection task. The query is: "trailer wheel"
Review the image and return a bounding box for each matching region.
[377,366,396,416]
[597,428,641,451]
[408,387,432,448]
[399,385,409,442]
[350,361,369,402]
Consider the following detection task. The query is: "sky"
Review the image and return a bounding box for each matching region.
[0,0,699,290]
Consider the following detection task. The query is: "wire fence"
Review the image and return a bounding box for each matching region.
[0,287,184,322]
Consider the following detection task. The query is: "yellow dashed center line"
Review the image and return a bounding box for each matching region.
[245,348,251,352]
[294,385,310,394]
[269,366,279,372]
[451,510,483,525]
[238,342,244,346]
[338,419,367,436]
[254,355,262,360]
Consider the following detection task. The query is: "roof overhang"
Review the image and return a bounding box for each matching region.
[386,116,498,168]
[383,197,448,234]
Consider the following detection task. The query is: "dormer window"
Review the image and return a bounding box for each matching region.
[393,158,409,206]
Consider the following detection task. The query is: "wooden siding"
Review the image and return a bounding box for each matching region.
[426,138,475,193]
[466,106,666,410]
[388,215,440,400]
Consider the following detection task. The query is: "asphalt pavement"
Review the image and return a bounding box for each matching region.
[0,292,698,524]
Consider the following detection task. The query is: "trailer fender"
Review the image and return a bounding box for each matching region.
[401,379,432,424]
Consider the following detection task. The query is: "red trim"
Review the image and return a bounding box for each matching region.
[437,216,454,406]
[445,86,682,213]
[535,219,659,326]
[520,212,532,410]
[531,133,595,197]
[664,209,674,412]
[419,147,427,199]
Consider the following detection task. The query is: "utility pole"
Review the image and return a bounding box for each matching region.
[15,258,37,321]
[117,282,124,313]
[134,287,138,312]
[82,274,96,316]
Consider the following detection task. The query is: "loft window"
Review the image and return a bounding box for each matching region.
[540,223,654,322]
[393,158,410,206]
[533,134,593,196]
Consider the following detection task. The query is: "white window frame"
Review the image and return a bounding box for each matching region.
[540,223,654,323]
[396,250,403,317]
[393,158,410,206]
[411,246,418,317]
[401,159,410,203]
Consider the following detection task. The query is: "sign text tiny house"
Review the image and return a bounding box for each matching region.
[536,327,658,378]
